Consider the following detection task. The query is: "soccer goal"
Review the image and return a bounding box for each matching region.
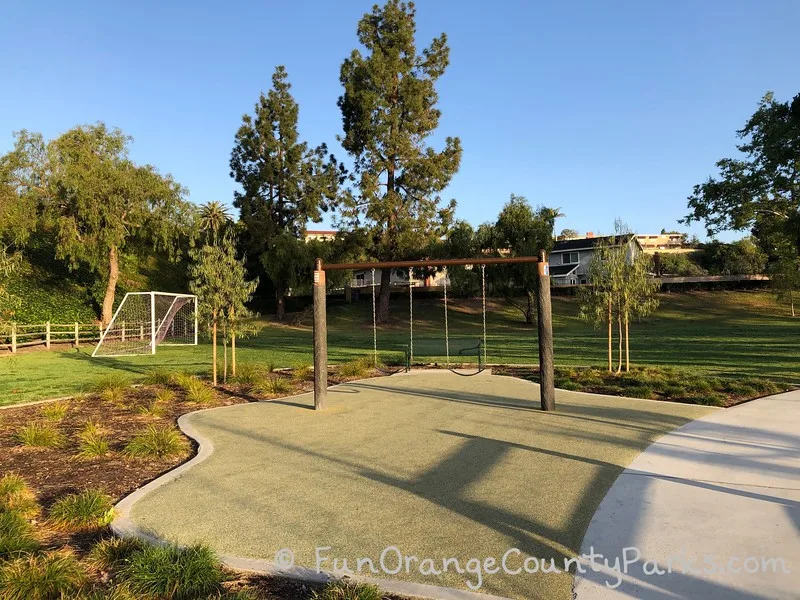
[92,292,198,358]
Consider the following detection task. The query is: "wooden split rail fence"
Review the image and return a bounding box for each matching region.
[0,322,103,353]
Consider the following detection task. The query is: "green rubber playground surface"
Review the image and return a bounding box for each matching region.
[128,371,714,600]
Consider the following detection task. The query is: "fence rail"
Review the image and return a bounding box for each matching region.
[0,322,103,353]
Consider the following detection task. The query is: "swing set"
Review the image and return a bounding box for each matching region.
[311,252,556,411]
[368,264,487,376]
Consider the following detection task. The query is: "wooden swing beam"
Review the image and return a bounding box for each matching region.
[312,252,555,412]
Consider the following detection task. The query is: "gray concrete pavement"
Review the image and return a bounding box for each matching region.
[574,390,800,600]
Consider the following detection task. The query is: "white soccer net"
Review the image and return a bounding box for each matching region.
[92,292,197,357]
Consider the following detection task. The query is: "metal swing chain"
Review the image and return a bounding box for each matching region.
[443,267,450,367]
[408,267,413,365]
[371,268,377,368]
[481,264,487,365]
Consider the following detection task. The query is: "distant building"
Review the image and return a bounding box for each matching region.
[636,232,686,253]
[549,233,642,286]
[304,229,338,243]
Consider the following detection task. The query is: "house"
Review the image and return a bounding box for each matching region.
[636,232,686,253]
[549,233,642,286]
[351,268,448,290]
[304,229,338,243]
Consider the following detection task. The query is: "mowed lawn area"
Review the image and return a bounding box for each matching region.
[1,290,798,406]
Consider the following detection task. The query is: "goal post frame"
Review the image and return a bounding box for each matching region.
[92,291,198,358]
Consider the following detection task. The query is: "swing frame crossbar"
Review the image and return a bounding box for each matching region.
[311,252,555,412]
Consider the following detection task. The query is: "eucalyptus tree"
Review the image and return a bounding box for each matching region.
[337,0,462,322]
[0,124,190,325]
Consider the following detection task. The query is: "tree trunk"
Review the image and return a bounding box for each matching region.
[276,285,286,322]
[223,335,228,384]
[607,298,612,372]
[616,313,623,374]
[525,290,535,325]
[231,333,237,377]
[377,268,392,324]
[101,245,120,326]
[211,314,218,386]
[624,312,630,372]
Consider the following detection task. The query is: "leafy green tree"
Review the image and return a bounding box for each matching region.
[190,234,258,386]
[439,220,482,296]
[579,223,659,372]
[683,92,800,270]
[694,238,767,275]
[540,207,565,240]
[0,124,190,326]
[337,0,462,322]
[657,252,707,276]
[230,66,343,321]
[559,228,580,240]
[769,249,800,317]
[490,195,553,324]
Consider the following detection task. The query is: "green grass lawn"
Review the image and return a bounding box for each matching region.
[1,290,798,406]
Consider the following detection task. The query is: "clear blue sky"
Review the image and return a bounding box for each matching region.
[2,0,797,241]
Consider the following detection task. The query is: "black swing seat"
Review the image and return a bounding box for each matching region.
[448,340,485,377]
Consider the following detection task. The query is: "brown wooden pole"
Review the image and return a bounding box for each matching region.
[536,249,555,411]
[313,258,328,410]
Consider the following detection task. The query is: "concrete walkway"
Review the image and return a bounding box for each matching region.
[574,391,800,600]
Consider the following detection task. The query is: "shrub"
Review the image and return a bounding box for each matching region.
[117,543,224,600]
[86,536,146,572]
[696,392,727,407]
[155,388,176,404]
[48,489,115,531]
[231,363,261,387]
[311,581,383,600]
[17,422,63,448]
[337,357,372,378]
[100,387,126,404]
[292,365,313,382]
[76,422,111,459]
[124,426,186,459]
[40,401,69,422]
[184,378,214,403]
[0,511,40,559]
[0,551,86,600]
[0,474,40,518]
[557,380,581,391]
[143,369,175,386]
[256,375,292,396]
[93,373,130,394]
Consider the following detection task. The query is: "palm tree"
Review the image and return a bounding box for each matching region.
[541,207,565,240]
[199,201,231,245]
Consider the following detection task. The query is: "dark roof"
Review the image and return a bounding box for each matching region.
[550,264,579,276]
[551,234,635,253]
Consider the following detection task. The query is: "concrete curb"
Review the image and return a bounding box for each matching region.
[111,376,511,600]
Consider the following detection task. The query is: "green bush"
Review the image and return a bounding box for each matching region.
[48,489,115,531]
[17,422,63,448]
[117,543,224,600]
[311,580,383,600]
[292,365,313,382]
[231,363,261,387]
[76,422,111,459]
[0,474,40,518]
[557,380,581,391]
[100,387,126,404]
[183,378,214,404]
[124,426,186,459]
[40,401,69,422]
[626,385,654,400]
[337,357,372,378]
[696,392,727,407]
[0,511,40,559]
[86,536,146,572]
[256,375,293,396]
[92,373,130,395]
[143,369,175,386]
[0,551,86,600]
[155,388,176,404]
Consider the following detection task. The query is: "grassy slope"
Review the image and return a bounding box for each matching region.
[1,290,798,405]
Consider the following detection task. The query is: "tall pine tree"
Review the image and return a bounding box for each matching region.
[338,0,462,322]
[230,66,343,320]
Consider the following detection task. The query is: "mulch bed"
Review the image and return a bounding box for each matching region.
[0,368,406,598]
